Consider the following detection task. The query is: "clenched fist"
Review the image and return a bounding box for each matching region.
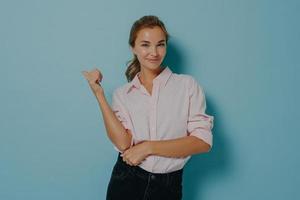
[82,68,104,94]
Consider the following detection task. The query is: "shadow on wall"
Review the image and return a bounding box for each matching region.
[164,41,232,200]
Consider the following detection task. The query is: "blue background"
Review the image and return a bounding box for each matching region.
[0,0,299,199]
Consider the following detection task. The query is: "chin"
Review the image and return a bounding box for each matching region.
[143,62,163,70]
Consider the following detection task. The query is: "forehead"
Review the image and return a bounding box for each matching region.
[135,26,166,42]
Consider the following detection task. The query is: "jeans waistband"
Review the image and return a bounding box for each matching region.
[116,152,183,181]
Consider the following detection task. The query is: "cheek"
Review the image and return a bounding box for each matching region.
[136,51,147,61]
[138,49,149,57]
[158,48,166,56]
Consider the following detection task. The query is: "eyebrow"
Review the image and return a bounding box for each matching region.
[140,40,166,43]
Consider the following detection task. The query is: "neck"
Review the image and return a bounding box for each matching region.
[139,66,164,85]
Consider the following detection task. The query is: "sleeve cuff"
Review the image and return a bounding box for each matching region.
[188,129,213,148]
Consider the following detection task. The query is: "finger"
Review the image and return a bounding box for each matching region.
[122,156,132,166]
[123,158,131,166]
[122,157,128,163]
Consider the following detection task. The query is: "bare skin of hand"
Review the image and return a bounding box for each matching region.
[81,68,104,94]
[121,141,151,166]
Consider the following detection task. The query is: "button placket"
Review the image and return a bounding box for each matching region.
[149,100,154,139]
[149,82,159,172]
[150,83,159,139]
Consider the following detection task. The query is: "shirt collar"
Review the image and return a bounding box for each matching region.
[126,66,172,94]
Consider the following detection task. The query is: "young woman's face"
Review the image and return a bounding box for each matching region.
[131,26,167,71]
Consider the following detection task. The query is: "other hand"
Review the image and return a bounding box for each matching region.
[121,141,151,166]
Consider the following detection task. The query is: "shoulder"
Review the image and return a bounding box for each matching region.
[173,73,205,96]
[173,73,201,88]
[112,82,131,99]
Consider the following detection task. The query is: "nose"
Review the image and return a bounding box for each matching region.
[150,46,158,56]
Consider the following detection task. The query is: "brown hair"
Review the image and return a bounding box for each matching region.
[125,15,169,82]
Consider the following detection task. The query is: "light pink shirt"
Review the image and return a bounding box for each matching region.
[111,66,214,173]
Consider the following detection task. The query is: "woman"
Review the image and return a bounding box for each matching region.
[82,15,214,200]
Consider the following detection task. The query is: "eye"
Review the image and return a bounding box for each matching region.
[141,43,149,47]
[158,43,165,47]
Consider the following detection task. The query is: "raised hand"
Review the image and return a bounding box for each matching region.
[82,68,104,94]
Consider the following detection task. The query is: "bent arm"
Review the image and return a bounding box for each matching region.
[92,86,132,152]
[147,135,211,158]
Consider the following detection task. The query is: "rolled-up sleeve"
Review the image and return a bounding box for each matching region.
[187,77,214,149]
[111,89,134,152]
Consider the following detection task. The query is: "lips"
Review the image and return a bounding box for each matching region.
[147,58,160,62]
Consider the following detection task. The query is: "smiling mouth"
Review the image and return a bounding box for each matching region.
[147,59,160,62]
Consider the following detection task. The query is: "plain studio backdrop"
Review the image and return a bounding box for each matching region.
[0,0,299,199]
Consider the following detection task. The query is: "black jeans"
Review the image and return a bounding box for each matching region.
[106,153,183,200]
